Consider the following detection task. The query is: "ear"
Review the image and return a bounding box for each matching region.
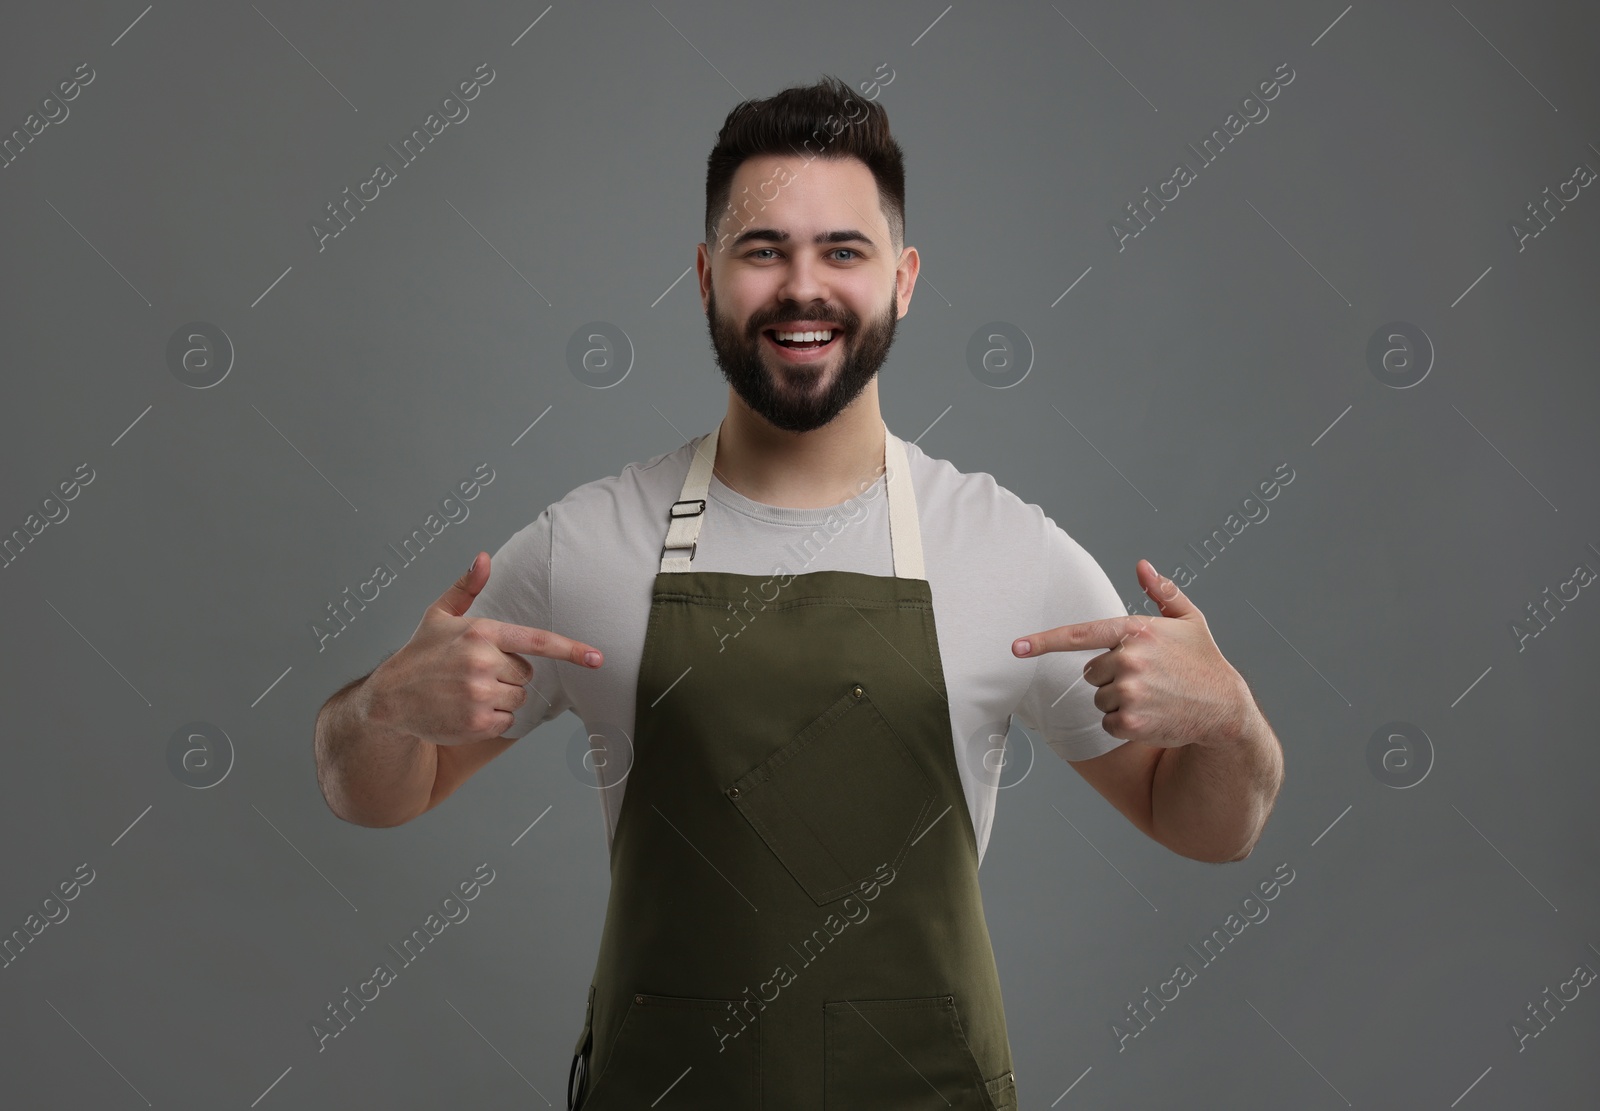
[696,242,712,313]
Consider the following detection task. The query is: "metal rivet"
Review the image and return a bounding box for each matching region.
[728,786,740,799]
[945,995,954,1005]
[852,685,864,698]
[635,994,644,1004]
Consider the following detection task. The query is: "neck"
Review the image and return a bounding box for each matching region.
[714,387,886,509]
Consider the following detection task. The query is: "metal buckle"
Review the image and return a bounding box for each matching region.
[669,498,707,518]
[661,540,697,561]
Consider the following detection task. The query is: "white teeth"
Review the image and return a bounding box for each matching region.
[774,329,833,343]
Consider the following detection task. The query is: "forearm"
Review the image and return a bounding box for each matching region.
[314,674,437,828]
[1150,690,1283,863]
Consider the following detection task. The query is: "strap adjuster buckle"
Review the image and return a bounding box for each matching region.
[669,498,706,519]
[661,540,698,561]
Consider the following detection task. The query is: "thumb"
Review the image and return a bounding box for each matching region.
[1138,559,1200,619]
[431,551,488,618]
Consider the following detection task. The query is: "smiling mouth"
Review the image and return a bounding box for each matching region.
[762,328,842,353]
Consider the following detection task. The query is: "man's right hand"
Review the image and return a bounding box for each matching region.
[364,551,603,747]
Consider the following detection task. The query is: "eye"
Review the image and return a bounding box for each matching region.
[747,248,779,259]
[830,248,860,261]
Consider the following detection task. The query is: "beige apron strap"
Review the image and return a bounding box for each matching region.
[659,418,925,580]
[882,424,925,581]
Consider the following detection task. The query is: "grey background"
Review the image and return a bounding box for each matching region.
[3,1,1597,1107]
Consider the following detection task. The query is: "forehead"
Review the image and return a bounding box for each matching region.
[724,154,886,236]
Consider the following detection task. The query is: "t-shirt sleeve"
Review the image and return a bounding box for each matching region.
[461,506,573,740]
[1012,516,1130,762]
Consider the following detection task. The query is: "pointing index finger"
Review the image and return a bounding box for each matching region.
[475,618,603,666]
[1014,614,1148,656]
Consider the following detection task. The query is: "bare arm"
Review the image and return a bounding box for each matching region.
[311,551,602,828]
[314,670,437,828]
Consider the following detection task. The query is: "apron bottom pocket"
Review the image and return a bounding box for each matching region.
[823,994,1004,1109]
[580,992,759,1109]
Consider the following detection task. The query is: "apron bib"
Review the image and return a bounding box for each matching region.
[568,419,1018,1110]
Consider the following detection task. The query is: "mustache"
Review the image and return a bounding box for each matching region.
[751,314,854,332]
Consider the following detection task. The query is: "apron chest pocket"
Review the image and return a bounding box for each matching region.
[726,685,937,906]
[579,992,759,1108]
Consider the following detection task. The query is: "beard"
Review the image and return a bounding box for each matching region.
[705,279,899,434]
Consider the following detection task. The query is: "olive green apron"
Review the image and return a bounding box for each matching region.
[568,419,1018,1110]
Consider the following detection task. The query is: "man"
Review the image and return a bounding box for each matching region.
[314,75,1283,1110]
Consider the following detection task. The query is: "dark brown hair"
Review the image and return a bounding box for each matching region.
[704,75,906,254]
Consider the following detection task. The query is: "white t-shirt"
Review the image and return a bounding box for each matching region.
[465,430,1129,865]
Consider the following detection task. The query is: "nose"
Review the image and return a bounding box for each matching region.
[773,250,829,309]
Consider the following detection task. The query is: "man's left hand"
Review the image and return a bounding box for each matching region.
[1012,559,1253,749]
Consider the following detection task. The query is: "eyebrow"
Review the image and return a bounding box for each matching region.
[728,228,877,250]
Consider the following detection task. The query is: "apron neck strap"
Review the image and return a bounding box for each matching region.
[659,417,926,580]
